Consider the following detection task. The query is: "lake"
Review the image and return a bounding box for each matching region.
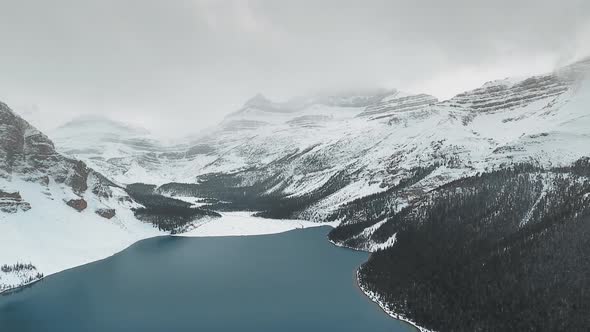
[0,227,416,332]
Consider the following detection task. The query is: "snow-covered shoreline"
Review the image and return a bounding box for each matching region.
[0,274,45,295]
[0,211,335,295]
[177,211,337,237]
[329,237,433,332]
[2,209,424,332]
[355,269,435,332]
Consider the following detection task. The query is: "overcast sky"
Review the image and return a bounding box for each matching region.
[1,0,589,137]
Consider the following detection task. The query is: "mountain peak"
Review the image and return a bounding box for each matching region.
[242,89,403,111]
[557,55,590,80]
[55,115,150,137]
[244,93,272,108]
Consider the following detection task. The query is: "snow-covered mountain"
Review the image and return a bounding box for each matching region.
[0,103,169,292]
[212,62,587,231]
[50,58,590,235]
[50,115,191,185]
[8,57,590,331]
[49,89,439,184]
[52,115,155,157]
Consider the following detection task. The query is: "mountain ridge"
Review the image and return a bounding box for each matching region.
[3,56,590,331]
[0,104,220,293]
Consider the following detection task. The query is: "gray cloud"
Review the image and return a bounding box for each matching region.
[0,0,588,136]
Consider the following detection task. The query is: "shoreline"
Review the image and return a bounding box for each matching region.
[354,268,434,332]
[3,215,432,332]
[1,213,334,296]
[0,276,45,296]
[330,237,433,332]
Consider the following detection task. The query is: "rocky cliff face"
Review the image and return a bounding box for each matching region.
[0,102,92,194]
[443,74,570,113]
[356,92,438,120]
[0,102,154,219]
[0,103,170,292]
[0,190,31,213]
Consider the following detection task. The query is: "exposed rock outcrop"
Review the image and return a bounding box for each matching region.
[356,92,438,120]
[66,198,87,212]
[95,208,116,219]
[0,103,128,208]
[442,74,570,113]
[0,190,31,213]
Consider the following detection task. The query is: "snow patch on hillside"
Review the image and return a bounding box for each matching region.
[0,178,161,286]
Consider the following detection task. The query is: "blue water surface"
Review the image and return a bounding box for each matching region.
[0,227,415,332]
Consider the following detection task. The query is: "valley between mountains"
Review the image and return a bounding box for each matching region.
[2,57,590,331]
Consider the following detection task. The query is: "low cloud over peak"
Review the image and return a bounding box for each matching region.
[1,0,588,137]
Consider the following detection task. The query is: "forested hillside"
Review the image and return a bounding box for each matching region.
[355,160,590,331]
[127,183,220,233]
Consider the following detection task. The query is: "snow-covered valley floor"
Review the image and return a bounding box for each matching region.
[179,211,337,237]
[0,211,335,294]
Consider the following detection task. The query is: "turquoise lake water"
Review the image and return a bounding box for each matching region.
[0,227,416,332]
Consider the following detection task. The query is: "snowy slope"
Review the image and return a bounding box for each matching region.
[49,115,192,185]
[1,104,334,293]
[0,178,161,291]
[195,58,589,246]
[48,89,437,185]
[0,104,162,291]
[191,59,589,229]
[48,57,590,251]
